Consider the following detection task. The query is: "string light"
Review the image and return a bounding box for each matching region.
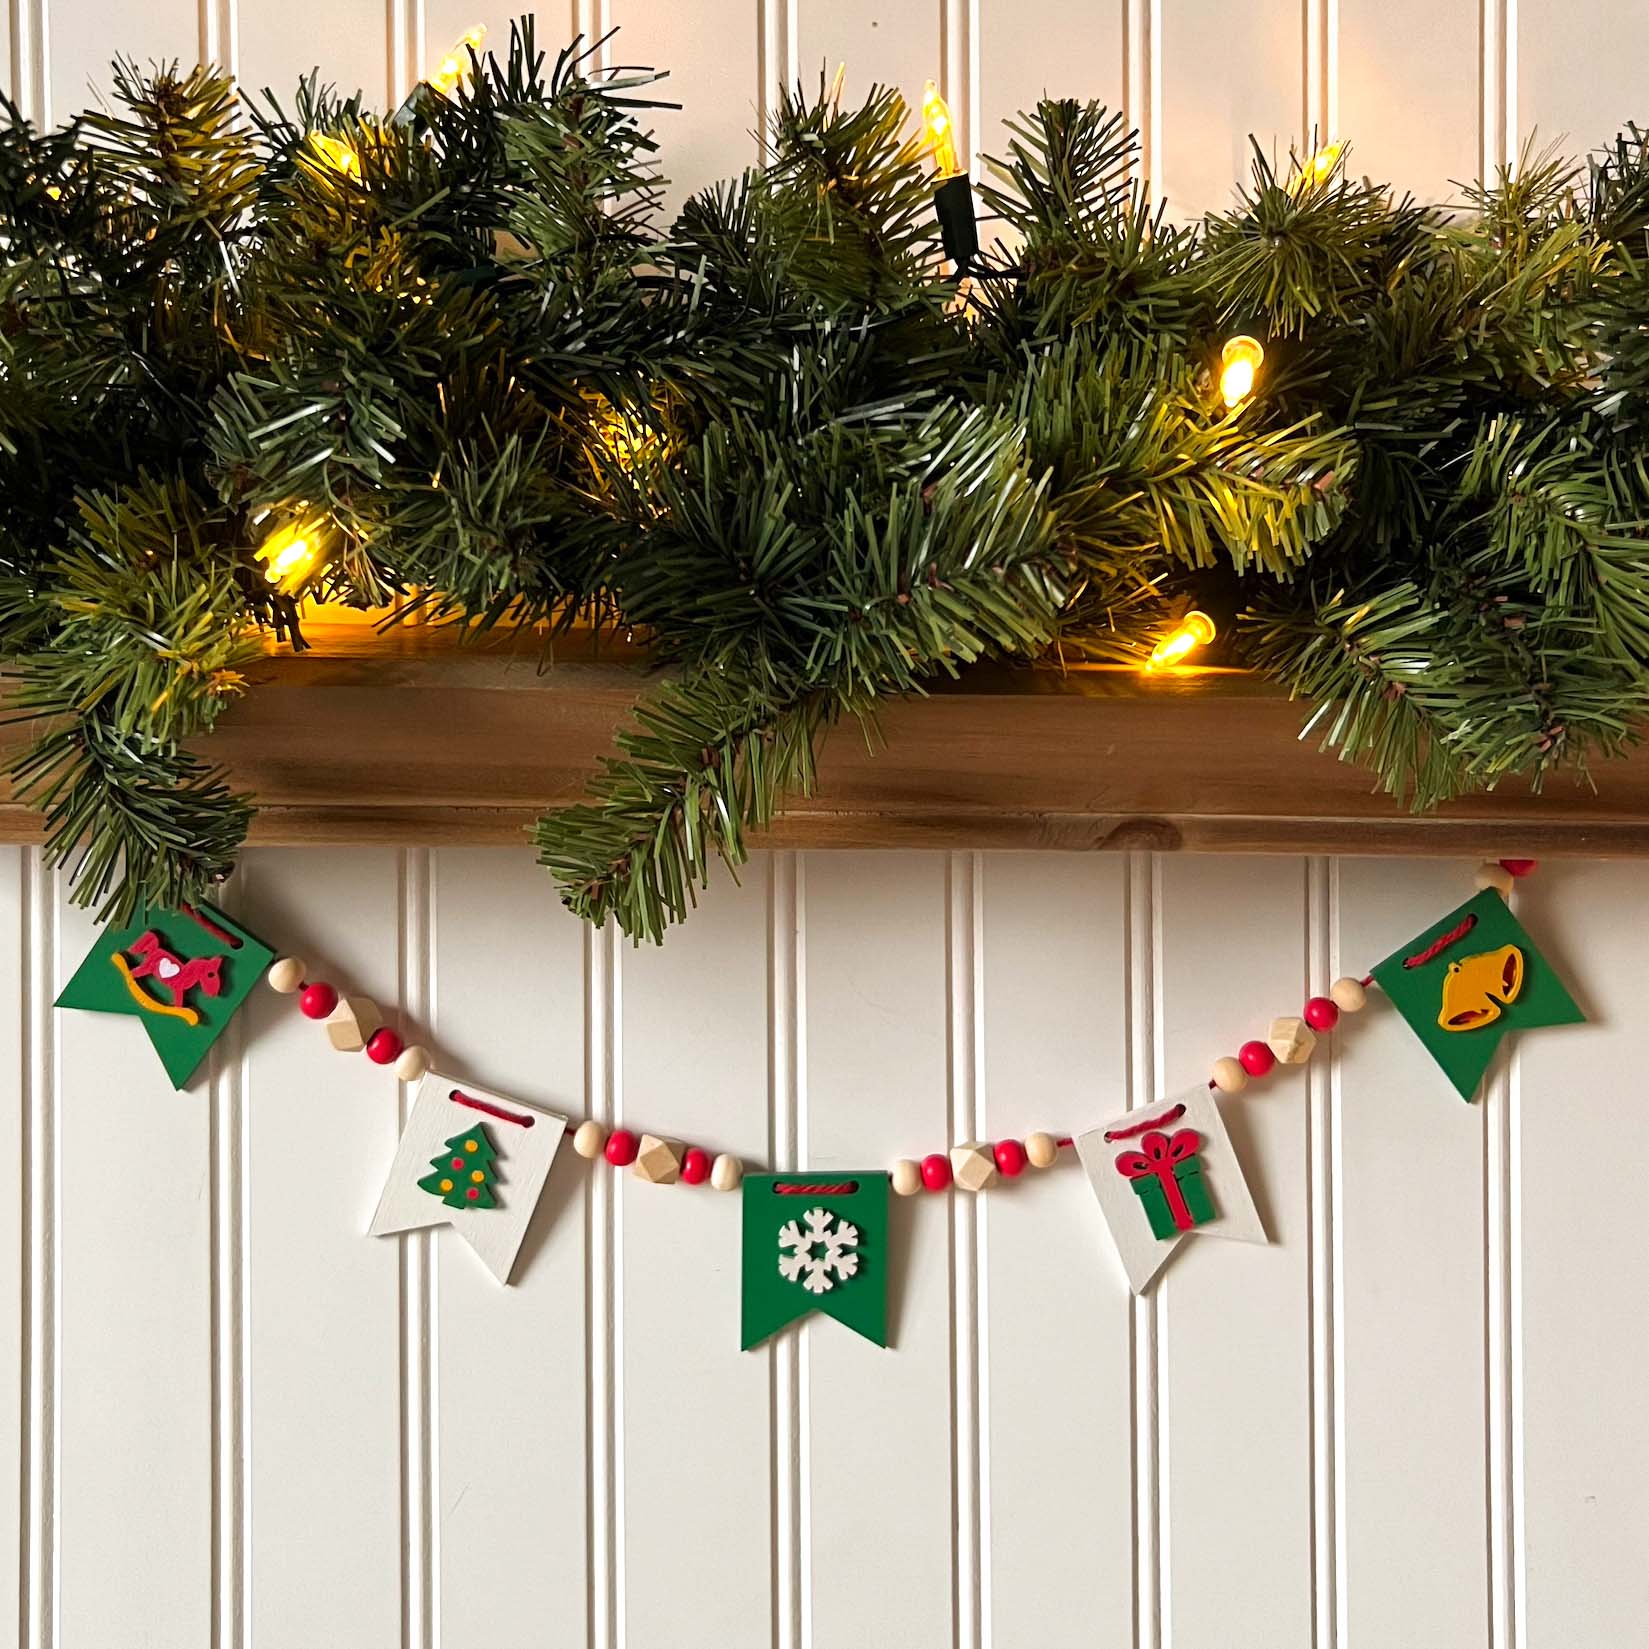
[922,80,961,179]
[1146,610,1217,672]
[1219,335,1265,408]
[1293,140,1344,191]
[429,25,487,97]
[258,521,323,590]
[309,133,359,177]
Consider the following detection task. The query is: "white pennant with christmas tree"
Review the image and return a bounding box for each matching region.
[368,1072,567,1284]
[1074,1084,1267,1293]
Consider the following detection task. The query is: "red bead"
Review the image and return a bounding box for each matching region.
[365,1027,403,1064]
[604,1129,639,1167]
[993,1139,1027,1177]
[299,982,337,1019]
[1238,1040,1276,1077]
[680,1147,711,1185]
[920,1153,952,1192]
[1303,996,1339,1032]
[1500,858,1539,878]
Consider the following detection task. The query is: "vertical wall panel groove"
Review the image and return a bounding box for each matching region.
[1125,852,1160,1649]
[1306,859,1337,1649]
[397,850,434,1649]
[20,851,54,1649]
[585,918,617,1649]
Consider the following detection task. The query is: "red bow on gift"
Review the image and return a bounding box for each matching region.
[1114,1129,1203,1232]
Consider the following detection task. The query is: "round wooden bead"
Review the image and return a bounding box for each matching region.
[1303,996,1340,1032]
[394,1044,431,1083]
[604,1129,639,1168]
[268,957,306,994]
[891,1158,923,1197]
[1329,977,1367,1013]
[572,1120,607,1160]
[681,1147,712,1186]
[365,1027,403,1065]
[1024,1131,1059,1169]
[299,981,338,1020]
[1474,861,1514,896]
[1238,1039,1276,1077]
[920,1152,952,1192]
[994,1139,1027,1177]
[1210,1056,1248,1094]
[710,1153,743,1192]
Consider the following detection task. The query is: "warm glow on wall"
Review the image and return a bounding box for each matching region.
[1146,610,1217,671]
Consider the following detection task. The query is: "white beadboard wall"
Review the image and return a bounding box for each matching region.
[6,4,1649,1646]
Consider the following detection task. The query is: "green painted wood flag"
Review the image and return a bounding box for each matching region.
[1371,888,1584,1101]
[741,1172,890,1350]
[55,903,274,1089]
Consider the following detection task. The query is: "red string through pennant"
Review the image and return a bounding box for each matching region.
[181,903,242,949]
[772,1181,859,1195]
[1402,911,1478,969]
[1102,1104,1188,1143]
[449,1088,536,1128]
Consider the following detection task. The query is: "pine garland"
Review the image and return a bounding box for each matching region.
[4,20,1649,940]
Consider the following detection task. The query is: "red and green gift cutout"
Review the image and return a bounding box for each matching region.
[741,1172,889,1350]
[1112,1121,1216,1239]
[1371,888,1584,1100]
[55,902,274,1088]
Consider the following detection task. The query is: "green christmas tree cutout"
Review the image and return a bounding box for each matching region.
[418,1124,502,1210]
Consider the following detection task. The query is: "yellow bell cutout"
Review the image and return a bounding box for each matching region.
[1437,945,1525,1032]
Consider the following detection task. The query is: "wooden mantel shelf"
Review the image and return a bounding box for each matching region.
[5,621,1649,855]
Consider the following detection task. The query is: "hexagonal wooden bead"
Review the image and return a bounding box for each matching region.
[1329,976,1367,1013]
[325,995,383,1052]
[633,1135,684,1185]
[1474,861,1515,896]
[1210,1056,1249,1094]
[891,1158,923,1197]
[267,956,306,994]
[1268,1015,1318,1066]
[709,1153,743,1192]
[572,1120,608,1160]
[1024,1131,1060,1169]
[949,1141,998,1193]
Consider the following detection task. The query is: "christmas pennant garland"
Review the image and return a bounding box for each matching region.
[56,858,1584,1325]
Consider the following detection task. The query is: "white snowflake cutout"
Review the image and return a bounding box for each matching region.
[777,1206,861,1295]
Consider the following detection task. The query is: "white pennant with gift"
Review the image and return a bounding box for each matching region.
[1074,1084,1267,1294]
[368,1072,567,1284]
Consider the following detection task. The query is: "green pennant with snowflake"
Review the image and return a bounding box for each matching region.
[741,1172,890,1350]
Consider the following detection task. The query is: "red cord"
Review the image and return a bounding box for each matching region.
[181,903,241,949]
[1103,1104,1187,1142]
[449,1088,536,1128]
[773,1181,859,1195]
[1403,911,1477,969]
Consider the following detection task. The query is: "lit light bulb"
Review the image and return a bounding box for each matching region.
[429,25,487,96]
[922,79,960,178]
[259,522,322,588]
[310,133,359,177]
[1294,140,1344,191]
[1146,610,1217,672]
[1219,335,1265,408]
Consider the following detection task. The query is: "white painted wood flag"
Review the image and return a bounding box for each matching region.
[368,1072,567,1283]
[1074,1084,1267,1293]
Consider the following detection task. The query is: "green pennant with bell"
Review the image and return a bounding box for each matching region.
[1370,888,1584,1101]
[741,1172,890,1350]
[55,903,275,1089]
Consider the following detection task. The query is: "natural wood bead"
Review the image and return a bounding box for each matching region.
[891,1158,923,1197]
[1329,977,1367,1013]
[1024,1131,1059,1169]
[394,1044,431,1082]
[1474,861,1515,896]
[633,1135,683,1185]
[1268,1015,1318,1066]
[1211,1056,1249,1094]
[572,1120,608,1159]
[325,995,382,1052]
[949,1141,998,1193]
[267,956,306,994]
[710,1153,743,1192]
